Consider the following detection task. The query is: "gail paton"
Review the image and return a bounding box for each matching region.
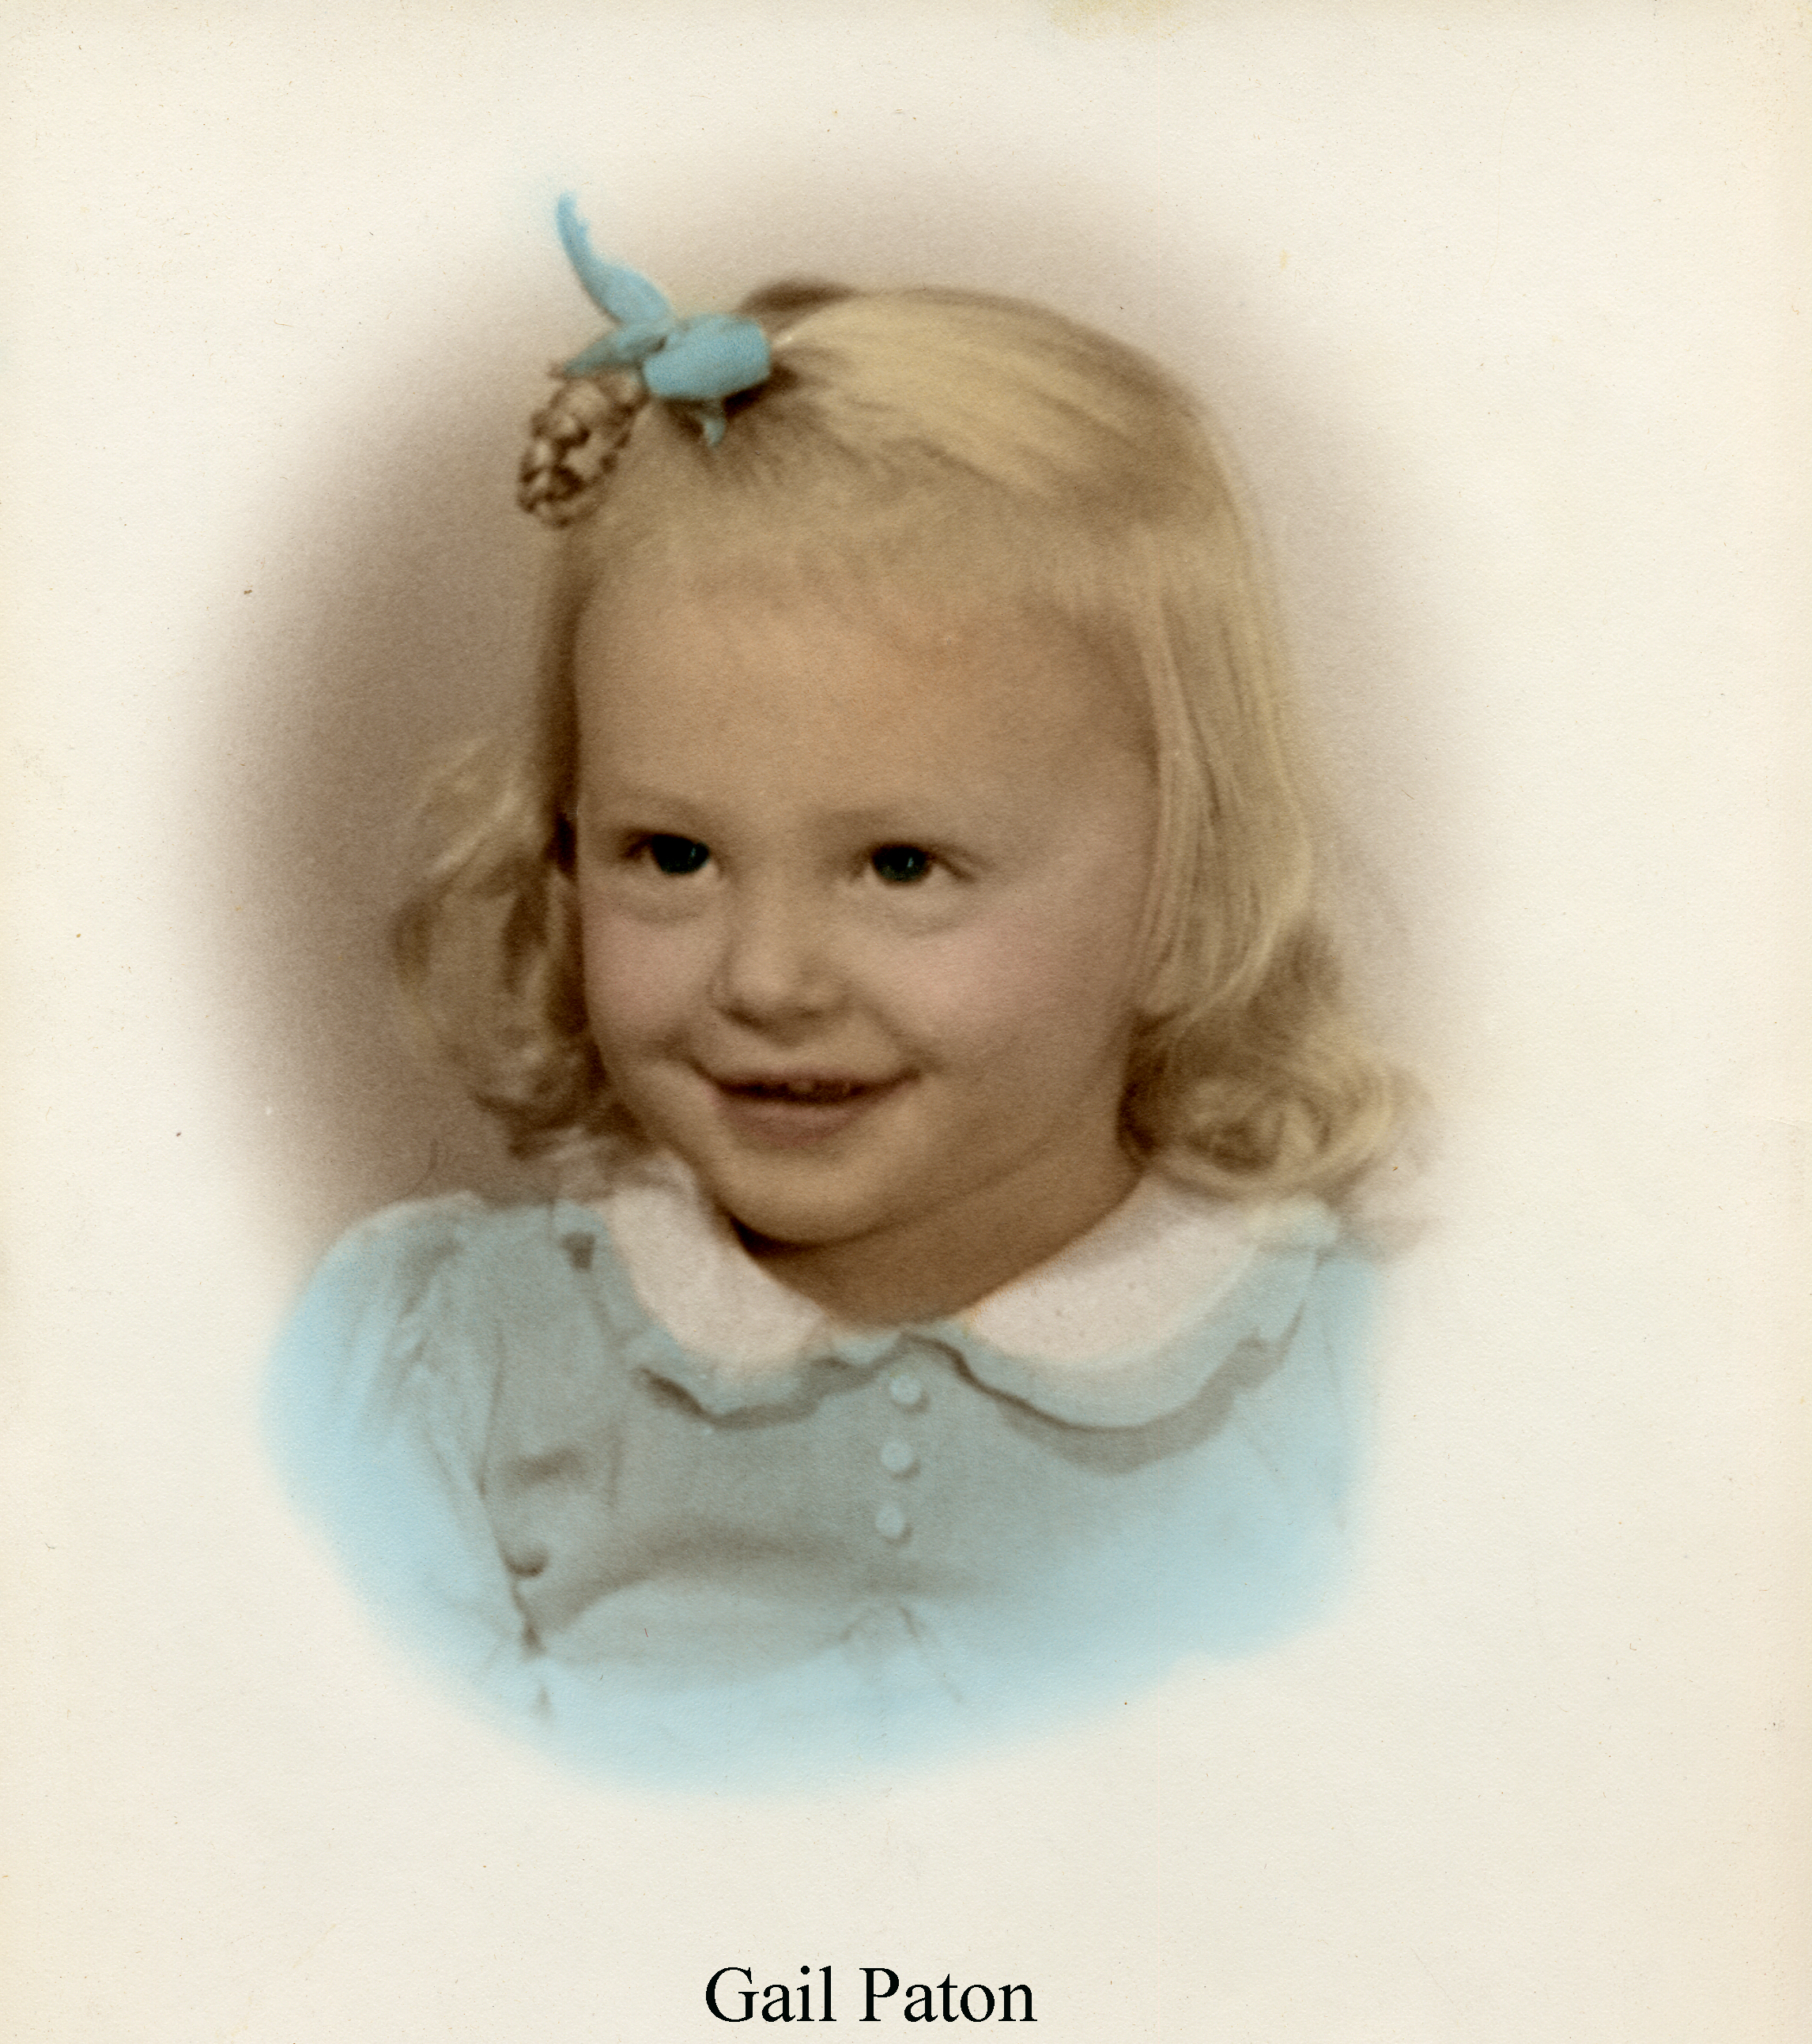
[705,1966,1036,2023]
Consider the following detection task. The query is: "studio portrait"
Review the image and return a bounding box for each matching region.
[263,195,1401,1782]
[6,6,1803,2039]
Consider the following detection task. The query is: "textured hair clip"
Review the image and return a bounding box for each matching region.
[517,195,773,526]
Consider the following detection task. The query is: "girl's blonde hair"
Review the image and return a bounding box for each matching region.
[397,280,1401,1202]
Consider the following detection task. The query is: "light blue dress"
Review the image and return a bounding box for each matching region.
[267,1162,1372,1787]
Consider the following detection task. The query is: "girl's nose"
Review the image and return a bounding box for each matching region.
[710,884,841,1028]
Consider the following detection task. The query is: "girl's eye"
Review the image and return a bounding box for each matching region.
[870,843,934,885]
[643,834,711,876]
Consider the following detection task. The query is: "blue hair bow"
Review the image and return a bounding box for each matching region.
[553,194,771,445]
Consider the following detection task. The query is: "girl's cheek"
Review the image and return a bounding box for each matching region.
[579,904,708,1040]
[889,916,1129,1043]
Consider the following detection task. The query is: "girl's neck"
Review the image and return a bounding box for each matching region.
[732,1143,1143,1326]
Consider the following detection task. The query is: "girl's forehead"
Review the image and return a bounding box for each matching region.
[593,481,1102,633]
[577,538,1150,757]
[599,526,976,632]
[580,519,1145,719]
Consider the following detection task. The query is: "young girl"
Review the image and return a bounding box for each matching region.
[270,198,1398,1784]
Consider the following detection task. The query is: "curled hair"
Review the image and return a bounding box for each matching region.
[397,280,1402,1204]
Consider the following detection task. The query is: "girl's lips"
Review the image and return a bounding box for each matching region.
[707,1072,909,1148]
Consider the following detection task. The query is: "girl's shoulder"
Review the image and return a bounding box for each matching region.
[307,1189,493,1278]
[296,1189,616,1297]
[269,1193,620,1421]
[286,1192,512,1344]
[949,1176,1363,1428]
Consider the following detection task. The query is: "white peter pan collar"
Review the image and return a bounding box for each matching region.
[590,1151,1338,1415]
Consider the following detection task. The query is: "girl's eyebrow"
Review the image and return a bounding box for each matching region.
[582,776,994,831]
[576,775,712,818]
[806,801,978,834]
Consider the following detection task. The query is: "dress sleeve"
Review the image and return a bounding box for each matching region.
[265,1200,551,1717]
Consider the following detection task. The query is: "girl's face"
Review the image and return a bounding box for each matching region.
[572,566,1158,1322]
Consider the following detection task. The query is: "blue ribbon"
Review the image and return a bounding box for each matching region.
[553,194,771,444]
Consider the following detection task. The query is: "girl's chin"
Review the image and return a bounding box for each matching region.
[688,1151,912,1258]
[708,1180,896,1256]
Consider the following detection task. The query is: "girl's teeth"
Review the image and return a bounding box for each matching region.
[743,1080,859,1103]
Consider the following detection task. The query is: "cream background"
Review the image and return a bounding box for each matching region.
[5,3,1807,2038]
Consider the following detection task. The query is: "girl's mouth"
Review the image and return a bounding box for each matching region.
[708,1072,908,1147]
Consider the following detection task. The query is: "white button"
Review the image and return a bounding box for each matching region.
[874,1502,909,1541]
[880,1438,916,1476]
[888,1371,924,1409]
